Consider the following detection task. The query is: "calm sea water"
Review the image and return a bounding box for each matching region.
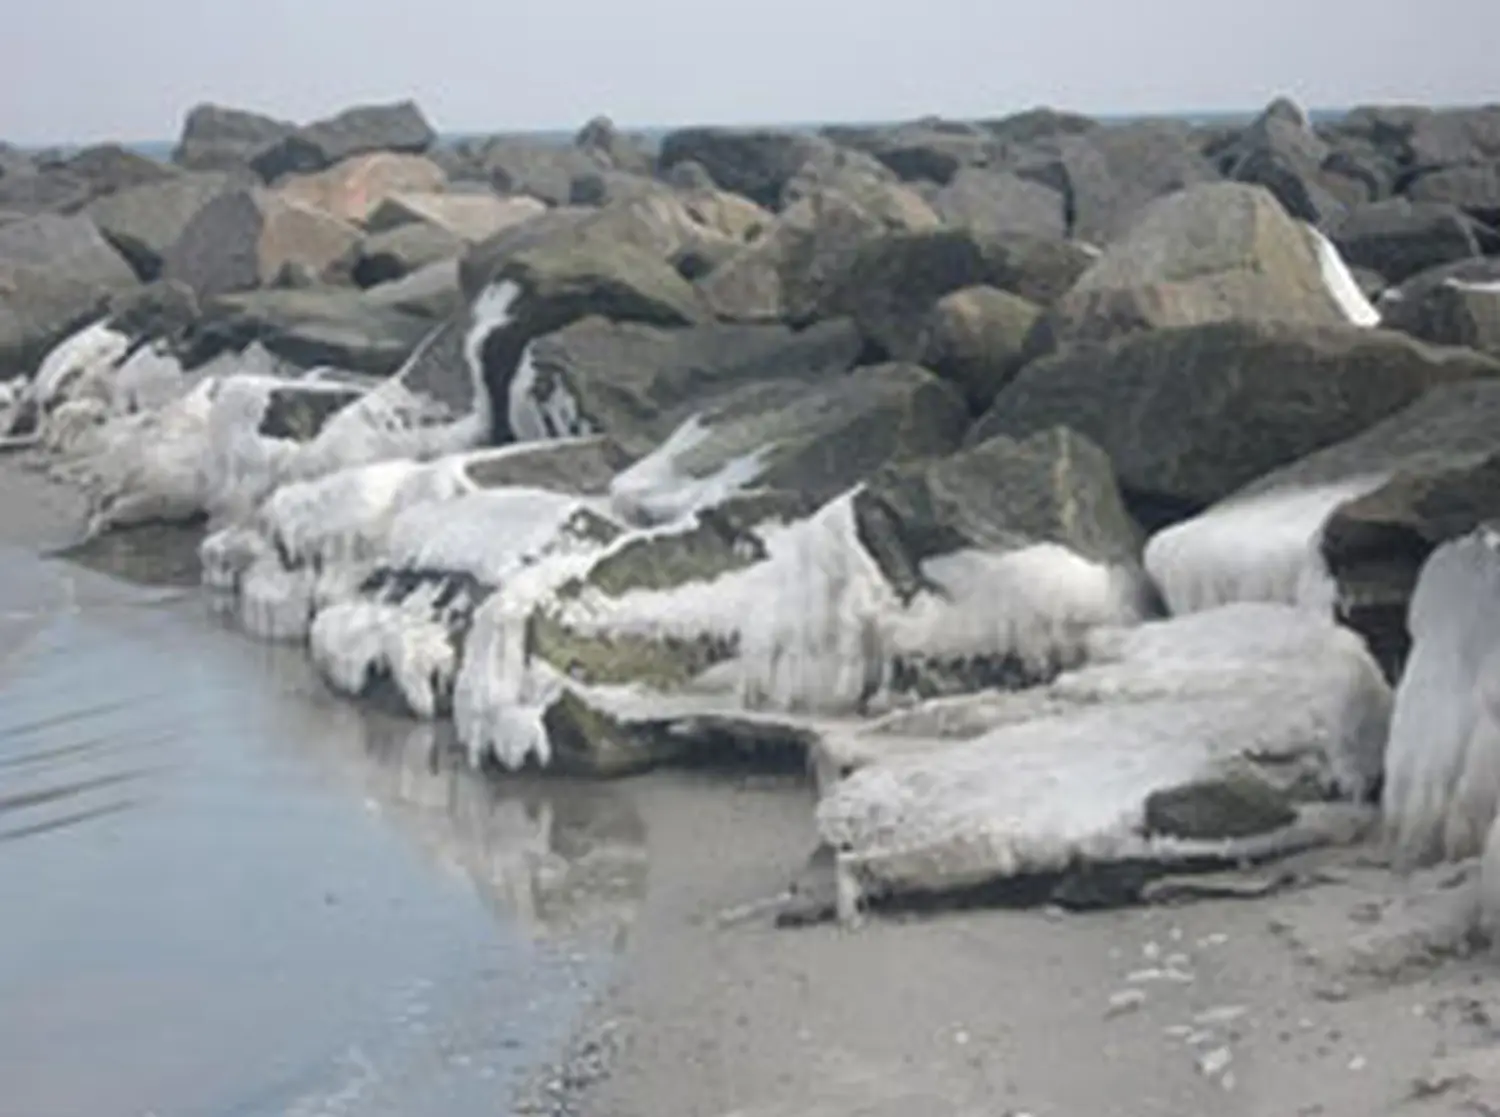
[0,533,644,1117]
[31,108,1366,162]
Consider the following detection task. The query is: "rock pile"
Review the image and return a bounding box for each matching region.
[7,97,1500,930]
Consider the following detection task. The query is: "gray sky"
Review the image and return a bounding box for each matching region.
[2,0,1496,144]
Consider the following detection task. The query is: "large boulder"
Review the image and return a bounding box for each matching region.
[817,602,1389,916]
[172,103,296,173]
[697,182,941,323]
[1405,162,1500,225]
[800,225,1094,360]
[1327,199,1488,284]
[84,171,236,281]
[974,319,1500,523]
[607,361,969,524]
[0,213,139,377]
[275,153,448,224]
[916,285,1041,412]
[1216,98,1349,225]
[657,128,847,210]
[162,188,362,298]
[510,315,863,450]
[1145,376,1500,684]
[1032,182,1373,352]
[928,168,1068,238]
[352,222,464,287]
[828,119,999,186]
[183,287,434,376]
[250,101,437,182]
[1012,120,1219,244]
[1379,275,1500,356]
[364,191,547,240]
[450,135,605,207]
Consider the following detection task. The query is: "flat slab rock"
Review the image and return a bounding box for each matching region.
[814,603,1392,918]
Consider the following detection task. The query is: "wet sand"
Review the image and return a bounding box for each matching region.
[3,457,1498,1117]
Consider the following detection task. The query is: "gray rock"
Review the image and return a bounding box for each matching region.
[801,225,1094,360]
[517,315,863,454]
[981,107,1100,145]
[353,222,463,286]
[929,168,1068,238]
[161,187,361,298]
[362,259,462,321]
[1030,182,1354,352]
[657,128,840,209]
[974,319,1500,519]
[1218,99,1348,225]
[181,287,433,375]
[1144,767,1299,840]
[1013,120,1219,243]
[465,136,605,206]
[573,115,654,176]
[0,213,139,376]
[1329,199,1487,284]
[1405,162,1500,224]
[250,101,436,182]
[172,103,296,172]
[85,171,235,280]
[917,285,1041,412]
[1380,275,1500,357]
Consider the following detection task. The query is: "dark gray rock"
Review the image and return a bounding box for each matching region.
[172,103,296,172]
[800,225,1094,360]
[1012,120,1219,243]
[981,107,1100,146]
[181,287,433,375]
[0,212,139,376]
[1328,199,1488,284]
[853,426,1143,608]
[657,128,837,209]
[1405,162,1500,225]
[1218,99,1348,225]
[1377,275,1500,357]
[929,168,1068,238]
[352,222,462,287]
[973,319,1500,519]
[917,285,1041,412]
[517,315,863,454]
[85,171,235,281]
[573,115,654,176]
[249,101,436,182]
[465,136,605,205]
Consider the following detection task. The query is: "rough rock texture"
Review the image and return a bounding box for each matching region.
[1406,162,1500,224]
[352,222,463,287]
[974,319,1500,519]
[181,287,434,375]
[84,172,235,281]
[1380,276,1500,356]
[0,213,139,377]
[929,169,1068,239]
[364,191,547,241]
[697,183,941,323]
[250,101,437,182]
[657,128,842,210]
[1328,199,1487,284]
[275,153,448,224]
[1012,120,1219,243]
[852,427,1145,607]
[1032,182,1354,351]
[515,316,863,453]
[172,103,296,173]
[916,285,1041,412]
[1216,99,1349,225]
[161,188,362,299]
[803,226,1093,360]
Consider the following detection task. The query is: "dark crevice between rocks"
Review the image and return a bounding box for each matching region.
[1122,487,1209,537]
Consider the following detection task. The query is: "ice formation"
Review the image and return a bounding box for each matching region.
[1381,529,1500,921]
[607,414,771,526]
[1143,474,1389,617]
[507,342,595,443]
[817,602,1392,908]
[451,490,1150,770]
[1307,224,1381,327]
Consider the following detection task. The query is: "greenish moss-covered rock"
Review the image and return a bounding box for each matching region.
[918,284,1041,412]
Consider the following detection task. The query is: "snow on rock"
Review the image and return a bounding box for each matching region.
[1144,475,1390,616]
[817,602,1392,911]
[1382,528,1500,932]
[1307,223,1381,327]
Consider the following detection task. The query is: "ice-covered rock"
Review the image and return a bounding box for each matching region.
[1146,378,1500,680]
[817,602,1391,915]
[1382,529,1500,936]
